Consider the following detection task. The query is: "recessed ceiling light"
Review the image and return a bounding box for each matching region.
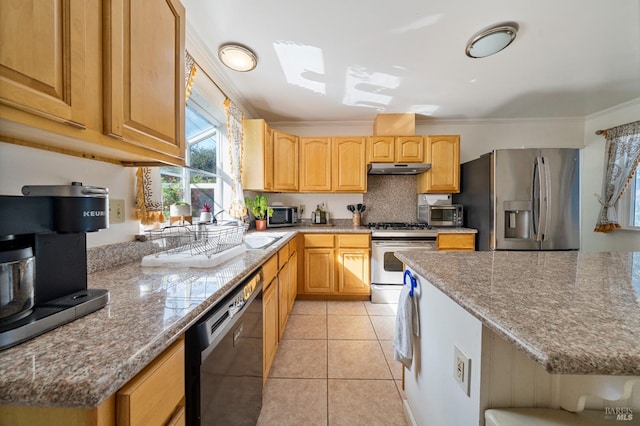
[218,43,258,72]
[465,22,518,58]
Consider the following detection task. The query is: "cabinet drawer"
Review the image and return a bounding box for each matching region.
[262,255,278,288]
[288,237,297,255]
[117,338,185,426]
[278,245,289,270]
[337,234,370,248]
[304,234,335,248]
[437,233,475,251]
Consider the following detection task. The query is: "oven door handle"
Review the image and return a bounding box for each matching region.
[372,241,436,248]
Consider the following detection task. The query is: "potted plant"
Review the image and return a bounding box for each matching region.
[245,195,273,231]
[199,203,213,223]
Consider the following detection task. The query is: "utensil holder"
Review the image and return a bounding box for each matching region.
[352,213,361,227]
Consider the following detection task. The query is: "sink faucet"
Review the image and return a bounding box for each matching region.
[211,210,225,224]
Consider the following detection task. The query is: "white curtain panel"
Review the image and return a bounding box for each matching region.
[594,120,640,232]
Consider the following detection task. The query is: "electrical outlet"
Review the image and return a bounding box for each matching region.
[109,199,125,224]
[299,204,305,216]
[453,345,471,396]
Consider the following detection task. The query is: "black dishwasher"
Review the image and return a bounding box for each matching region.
[185,271,263,426]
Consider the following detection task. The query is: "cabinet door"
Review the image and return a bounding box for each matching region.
[263,278,278,383]
[303,248,335,294]
[333,137,366,192]
[368,136,395,162]
[418,135,460,193]
[277,261,290,339]
[273,130,299,191]
[0,0,87,127]
[396,136,424,162]
[104,0,185,161]
[243,119,273,191]
[337,249,370,295]
[288,250,298,311]
[300,137,331,191]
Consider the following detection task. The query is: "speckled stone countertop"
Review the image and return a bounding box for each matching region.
[395,251,640,375]
[0,224,477,409]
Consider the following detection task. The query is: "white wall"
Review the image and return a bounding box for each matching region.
[581,98,640,252]
[0,143,138,248]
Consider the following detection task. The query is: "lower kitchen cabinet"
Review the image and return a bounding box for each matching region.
[262,255,279,383]
[301,233,370,298]
[0,338,185,426]
[436,233,475,251]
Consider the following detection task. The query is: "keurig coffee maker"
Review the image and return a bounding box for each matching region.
[0,182,110,350]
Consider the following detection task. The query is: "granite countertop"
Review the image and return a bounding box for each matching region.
[0,224,478,409]
[0,231,298,409]
[395,250,640,375]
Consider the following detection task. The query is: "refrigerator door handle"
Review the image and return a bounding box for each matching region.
[539,157,550,241]
[532,158,541,241]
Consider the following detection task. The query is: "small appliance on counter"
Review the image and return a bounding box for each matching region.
[0,182,110,350]
[267,205,298,227]
[418,203,463,227]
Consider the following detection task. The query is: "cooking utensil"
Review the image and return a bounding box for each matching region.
[347,204,355,213]
[0,247,35,322]
[356,204,362,212]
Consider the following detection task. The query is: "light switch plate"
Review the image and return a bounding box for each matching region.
[453,345,471,396]
[109,199,125,224]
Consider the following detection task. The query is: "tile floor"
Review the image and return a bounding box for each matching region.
[257,300,408,426]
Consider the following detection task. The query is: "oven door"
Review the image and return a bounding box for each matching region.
[371,240,436,285]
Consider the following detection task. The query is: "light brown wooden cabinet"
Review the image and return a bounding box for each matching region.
[0,0,186,166]
[301,233,370,298]
[0,338,185,426]
[262,255,279,383]
[0,1,87,128]
[273,130,299,191]
[299,137,332,191]
[436,233,475,251]
[368,136,424,163]
[417,135,460,193]
[333,136,367,192]
[243,119,274,191]
[103,0,186,160]
[299,136,366,193]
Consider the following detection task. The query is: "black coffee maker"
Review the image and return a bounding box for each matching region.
[0,182,110,350]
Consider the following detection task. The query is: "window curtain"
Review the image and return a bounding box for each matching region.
[135,167,165,225]
[594,120,640,232]
[185,51,197,101]
[225,98,247,219]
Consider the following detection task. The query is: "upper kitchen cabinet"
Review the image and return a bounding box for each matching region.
[0,0,186,165]
[333,136,366,192]
[103,0,185,160]
[367,136,424,163]
[0,1,87,127]
[243,119,274,191]
[299,136,366,193]
[300,137,332,191]
[272,130,298,191]
[417,135,460,193]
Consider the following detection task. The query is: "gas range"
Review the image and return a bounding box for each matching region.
[367,222,438,239]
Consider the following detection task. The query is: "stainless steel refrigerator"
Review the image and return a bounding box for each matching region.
[453,148,580,251]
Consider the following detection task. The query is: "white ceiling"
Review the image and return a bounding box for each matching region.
[184,0,640,123]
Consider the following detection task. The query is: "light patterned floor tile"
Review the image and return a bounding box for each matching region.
[282,314,327,340]
[327,300,368,315]
[291,300,327,315]
[270,339,327,378]
[370,315,396,341]
[328,340,391,379]
[364,301,398,316]
[327,315,377,340]
[328,379,407,426]
[257,378,327,426]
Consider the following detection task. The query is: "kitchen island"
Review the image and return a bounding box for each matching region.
[394,250,640,425]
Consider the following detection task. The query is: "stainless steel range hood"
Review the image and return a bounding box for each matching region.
[367,163,431,175]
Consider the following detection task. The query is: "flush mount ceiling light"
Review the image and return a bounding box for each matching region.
[218,43,258,72]
[465,22,519,58]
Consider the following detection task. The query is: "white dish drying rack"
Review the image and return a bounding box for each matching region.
[145,222,249,259]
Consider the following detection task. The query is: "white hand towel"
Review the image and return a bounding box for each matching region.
[393,283,418,370]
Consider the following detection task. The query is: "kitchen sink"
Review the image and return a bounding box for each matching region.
[243,233,283,250]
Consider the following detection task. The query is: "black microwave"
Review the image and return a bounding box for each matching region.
[267,206,298,227]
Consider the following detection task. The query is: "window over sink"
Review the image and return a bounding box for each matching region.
[618,166,640,229]
[160,63,231,221]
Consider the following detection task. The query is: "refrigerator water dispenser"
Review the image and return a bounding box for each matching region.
[503,201,531,239]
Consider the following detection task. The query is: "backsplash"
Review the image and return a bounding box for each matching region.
[363,175,418,223]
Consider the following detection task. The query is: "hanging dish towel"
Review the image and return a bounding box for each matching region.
[135,167,165,225]
[393,283,420,370]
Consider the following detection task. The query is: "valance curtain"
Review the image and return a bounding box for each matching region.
[594,120,640,232]
[225,98,247,219]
